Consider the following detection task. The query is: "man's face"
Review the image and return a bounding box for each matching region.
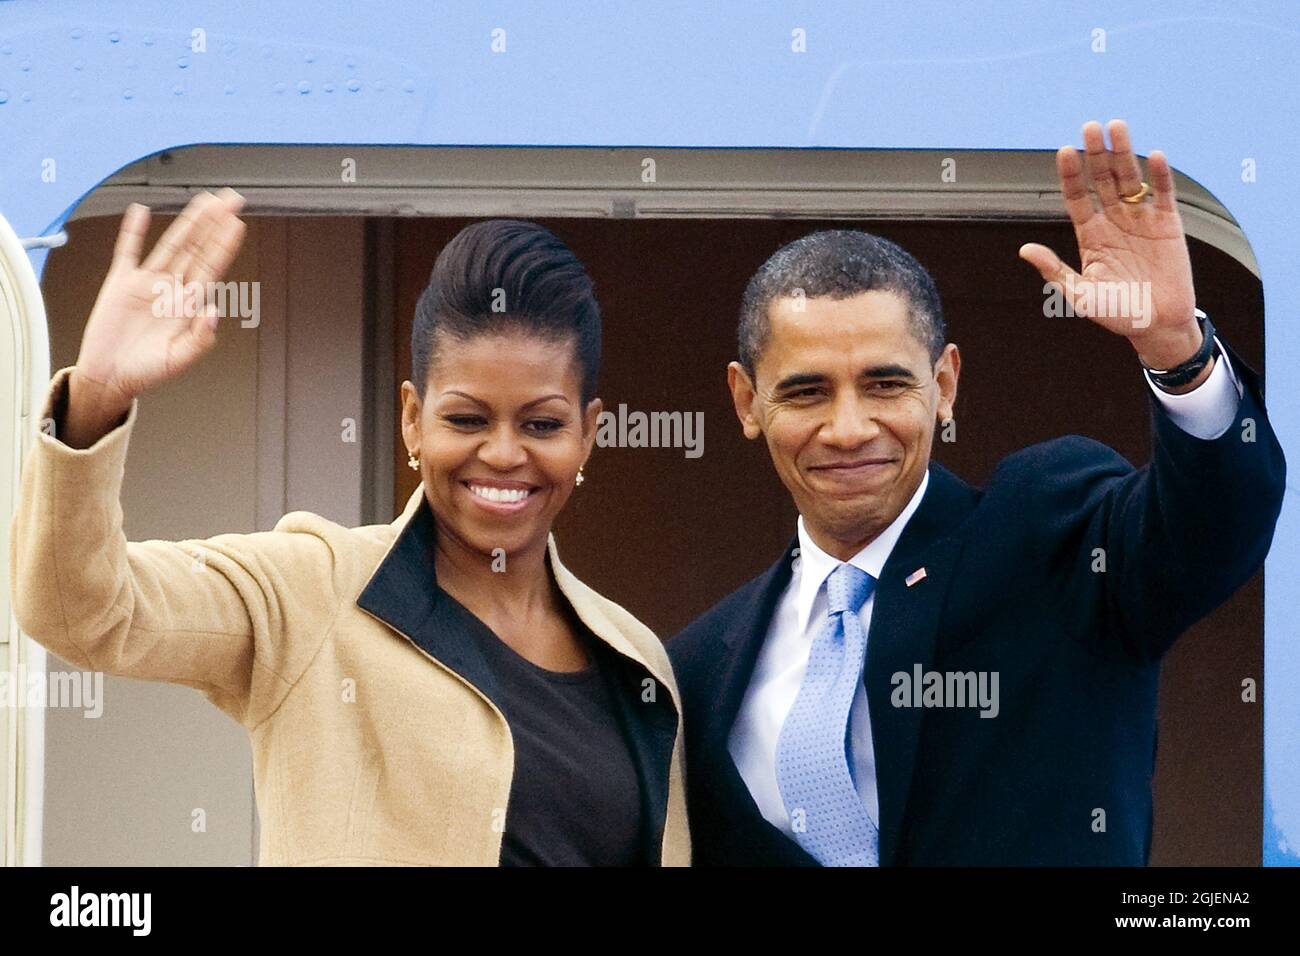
[729,290,959,560]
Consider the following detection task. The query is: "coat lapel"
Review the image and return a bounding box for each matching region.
[355,485,507,716]
[541,536,682,864]
[594,641,679,865]
[355,484,681,863]
[864,461,975,864]
[357,485,679,707]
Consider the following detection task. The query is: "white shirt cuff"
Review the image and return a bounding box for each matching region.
[1144,336,1243,440]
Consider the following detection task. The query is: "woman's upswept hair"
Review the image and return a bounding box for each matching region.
[411,219,601,404]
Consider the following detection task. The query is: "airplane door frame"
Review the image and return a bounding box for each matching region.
[0,210,51,868]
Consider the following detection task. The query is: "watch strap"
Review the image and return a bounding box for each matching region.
[1141,309,1219,389]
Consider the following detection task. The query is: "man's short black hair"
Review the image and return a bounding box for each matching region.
[738,229,946,377]
[411,219,601,404]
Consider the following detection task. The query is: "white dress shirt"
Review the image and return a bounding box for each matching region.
[728,345,1244,836]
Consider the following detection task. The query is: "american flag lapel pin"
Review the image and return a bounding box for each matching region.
[905,566,928,588]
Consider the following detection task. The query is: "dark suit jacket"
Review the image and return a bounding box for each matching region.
[667,339,1287,865]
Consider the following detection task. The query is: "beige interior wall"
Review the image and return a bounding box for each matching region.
[285,220,366,520]
[35,213,365,865]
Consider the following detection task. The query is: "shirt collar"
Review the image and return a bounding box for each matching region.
[792,469,931,634]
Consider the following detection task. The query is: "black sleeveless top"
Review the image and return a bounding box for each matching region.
[469,620,646,866]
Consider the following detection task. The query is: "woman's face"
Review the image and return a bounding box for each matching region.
[400,331,600,561]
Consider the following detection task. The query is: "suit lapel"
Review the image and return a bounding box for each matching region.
[707,538,800,749]
[865,462,975,864]
[702,463,976,866]
[695,541,820,863]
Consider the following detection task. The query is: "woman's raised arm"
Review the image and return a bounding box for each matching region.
[8,192,344,729]
[70,188,247,439]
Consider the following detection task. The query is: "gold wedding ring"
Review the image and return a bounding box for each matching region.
[1120,181,1151,204]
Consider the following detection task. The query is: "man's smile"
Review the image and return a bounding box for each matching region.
[806,456,898,486]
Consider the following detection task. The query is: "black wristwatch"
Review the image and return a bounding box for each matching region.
[1140,308,1220,390]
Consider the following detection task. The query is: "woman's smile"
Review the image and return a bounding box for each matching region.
[462,478,541,515]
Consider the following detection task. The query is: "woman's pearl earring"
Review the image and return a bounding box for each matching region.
[575,466,585,486]
[407,450,420,471]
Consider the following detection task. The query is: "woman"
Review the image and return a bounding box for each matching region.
[9,189,690,866]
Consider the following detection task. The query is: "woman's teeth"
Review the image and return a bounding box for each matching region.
[468,484,532,504]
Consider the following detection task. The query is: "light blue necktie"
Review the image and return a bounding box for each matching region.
[775,562,879,866]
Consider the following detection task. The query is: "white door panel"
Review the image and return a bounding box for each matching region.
[0,210,51,867]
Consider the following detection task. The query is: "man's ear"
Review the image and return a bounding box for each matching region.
[727,361,764,440]
[581,397,603,458]
[934,343,961,423]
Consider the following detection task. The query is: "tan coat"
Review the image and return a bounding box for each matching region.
[9,366,691,866]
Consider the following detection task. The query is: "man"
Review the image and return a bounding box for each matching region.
[667,120,1287,865]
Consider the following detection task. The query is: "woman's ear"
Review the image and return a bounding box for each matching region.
[582,397,603,457]
[399,380,422,452]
